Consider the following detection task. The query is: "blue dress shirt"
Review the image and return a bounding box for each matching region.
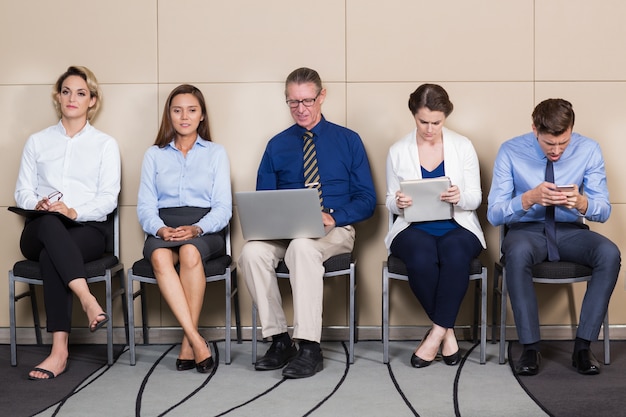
[256,117,376,227]
[487,132,611,226]
[137,136,232,236]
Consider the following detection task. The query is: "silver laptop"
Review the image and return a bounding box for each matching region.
[400,177,454,222]
[235,189,327,240]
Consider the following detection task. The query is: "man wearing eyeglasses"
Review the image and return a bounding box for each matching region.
[239,67,376,379]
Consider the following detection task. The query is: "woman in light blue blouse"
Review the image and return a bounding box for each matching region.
[137,84,232,373]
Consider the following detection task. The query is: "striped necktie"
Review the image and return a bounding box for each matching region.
[544,160,560,261]
[303,131,323,209]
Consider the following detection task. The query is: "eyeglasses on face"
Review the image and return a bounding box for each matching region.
[286,92,321,109]
[47,191,63,201]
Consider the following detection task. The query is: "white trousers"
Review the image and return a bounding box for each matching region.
[239,225,355,342]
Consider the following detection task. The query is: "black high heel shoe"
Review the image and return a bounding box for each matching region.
[410,329,434,368]
[442,350,461,366]
[195,340,215,374]
[441,335,461,366]
[176,359,195,371]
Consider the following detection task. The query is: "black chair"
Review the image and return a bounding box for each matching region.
[382,213,487,364]
[127,225,241,365]
[8,209,126,366]
[492,225,610,364]
[251,253,356,364]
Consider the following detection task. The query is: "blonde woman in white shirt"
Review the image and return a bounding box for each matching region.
[14,66,121,380]
[385,84,485,368]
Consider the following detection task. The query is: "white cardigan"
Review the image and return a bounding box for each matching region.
[384,127,486,249]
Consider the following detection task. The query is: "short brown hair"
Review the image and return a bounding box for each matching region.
[284,67,322,97]
[532,98,575,135]
[408,84,453,117]
[52,66,102,120]
[154,84,211,148]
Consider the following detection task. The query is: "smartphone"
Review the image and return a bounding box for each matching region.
[556,184,575,192]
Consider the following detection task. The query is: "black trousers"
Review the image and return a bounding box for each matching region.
[20,215,105,333]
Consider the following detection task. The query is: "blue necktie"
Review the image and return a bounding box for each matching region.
[545,160,560,261]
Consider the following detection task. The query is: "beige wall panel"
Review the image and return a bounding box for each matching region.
[0,86,58,206]
[0,1,157,84]
[157,0,346,83]
[346,0,534,82]
[535,82,626,204]
[535,0,626,81]
[95,85,160,207]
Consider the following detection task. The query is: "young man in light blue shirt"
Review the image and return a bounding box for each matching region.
[488,98,620,376]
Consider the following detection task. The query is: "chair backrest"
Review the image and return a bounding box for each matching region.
[102,209,119,257]
[387,211,396,256]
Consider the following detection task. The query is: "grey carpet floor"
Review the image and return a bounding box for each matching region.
[27,340,547,417]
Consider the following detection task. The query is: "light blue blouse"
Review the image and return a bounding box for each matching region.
[137,136,232,236]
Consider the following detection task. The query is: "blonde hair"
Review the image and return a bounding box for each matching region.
[52,66,102,120]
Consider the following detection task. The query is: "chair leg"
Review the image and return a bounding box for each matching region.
[472,279,479,343]
[251,305,258,364]
[28,284,43,345]
[224,268,232,365]
[9,274,17,367]
[233,269,242,344]
[480,269,487,364]
[382,264,390,364]
[119,269,130,346]
[492,263,502,344]
[105,274,113,366]
[140,282,149,345]
[128,273,137,366]
[349,263,355,364]
[499,268,508,364]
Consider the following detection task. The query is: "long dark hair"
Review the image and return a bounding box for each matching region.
[154,84,211,147]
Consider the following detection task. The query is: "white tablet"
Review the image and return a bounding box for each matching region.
[400,177,453,222]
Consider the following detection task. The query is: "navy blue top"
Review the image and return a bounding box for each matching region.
[412,161,458,236]
[256,116,376,227]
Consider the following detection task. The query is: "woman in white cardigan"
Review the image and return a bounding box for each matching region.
[385,84,486,368]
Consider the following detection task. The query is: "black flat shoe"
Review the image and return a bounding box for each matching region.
[442,350,461,366]
[195,340,215,374]
[572,349,600,375]
[176,359,195,371]
[410,329,434,368]
[515,349,541,376]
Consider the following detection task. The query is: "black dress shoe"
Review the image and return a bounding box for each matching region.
[176,359,195,371]
[255,338,298,371]
[442,350,461,366]
[282,344,323,379]
[195,340,215,374]
[515,350,541,376]
[572,349,600,375]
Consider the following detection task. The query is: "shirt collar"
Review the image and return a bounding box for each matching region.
[167,135,207,150]
[55,120,92,138]
[297,115,327,138]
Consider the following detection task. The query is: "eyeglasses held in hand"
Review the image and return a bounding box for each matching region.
[47,191,63,201]
[286,92,321,109]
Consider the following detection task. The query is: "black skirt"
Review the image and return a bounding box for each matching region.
[142,206,226,261]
